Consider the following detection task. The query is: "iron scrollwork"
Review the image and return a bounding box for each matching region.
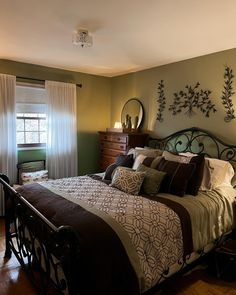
[0,177,80,295]
[148,127,236,165]
[221,66,235,122]
[169,83,217,118]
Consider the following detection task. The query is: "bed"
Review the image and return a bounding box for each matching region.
[0,127,236,295]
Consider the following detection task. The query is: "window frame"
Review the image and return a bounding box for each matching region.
[16,113,46,148]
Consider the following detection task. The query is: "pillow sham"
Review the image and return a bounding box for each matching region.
[229,161,236,188]
[110,167,146,195]
[163,151,205,195]
[132,154,148,170]
[21,170,48,185]
[128,147,163,159]
[163,150,191,164]
[136,164,166,196]
[156,158,196,197]
[179,152,234,190]
[202,158,234,190]
[142,157,156,167]
[103,154,134,180]
[186,154,205,195]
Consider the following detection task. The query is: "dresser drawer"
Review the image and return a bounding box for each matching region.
[100,155,116,171]
[99,131,148,171]
[100,134,113,142]
[101,148,126,157]
[111,134,127,143]
[100,141,127,151]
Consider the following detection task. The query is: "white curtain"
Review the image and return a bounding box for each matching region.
[45,81,78,179]
[0,74,17,216]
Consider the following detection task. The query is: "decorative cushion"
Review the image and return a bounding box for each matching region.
[201,158,234,190]
[132,154,148,170]
[103,154,134,180]
[163,152,205,195]
[137,164,166,196]
[132,155,163,170]
[156,158,196,197]
[128,147,163,159]
[142,157,156,167]
[186,154,205,195]
[229,161,236,188]
[103,163,118,181]
[21,170,48,185]
[110,167,146,195]
[163,150,191,163]
[116,154,134,167]
[179,152,234,190]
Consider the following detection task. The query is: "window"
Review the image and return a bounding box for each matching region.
[16,113,46,147]
[16,84,46,148]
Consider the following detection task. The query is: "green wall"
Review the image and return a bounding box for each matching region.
[111,48,236,144]
[2,48,236,175]
[0,59,111,175]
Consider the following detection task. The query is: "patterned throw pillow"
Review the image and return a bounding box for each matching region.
[110,167,146,195]
[21,170,48,185]
[136,164,166,196]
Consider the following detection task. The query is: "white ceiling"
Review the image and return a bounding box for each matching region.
[1,0,236,77]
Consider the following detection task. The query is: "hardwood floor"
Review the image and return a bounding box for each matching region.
[0,219,36,295]
[0,218,236,295]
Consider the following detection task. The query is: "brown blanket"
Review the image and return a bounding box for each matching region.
[17,183,140,295]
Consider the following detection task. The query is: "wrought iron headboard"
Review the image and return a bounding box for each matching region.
[148,127,236,164]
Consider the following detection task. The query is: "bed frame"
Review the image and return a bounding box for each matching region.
[1,127,236,295]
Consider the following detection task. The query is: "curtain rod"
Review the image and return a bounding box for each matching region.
[16,76,82,88]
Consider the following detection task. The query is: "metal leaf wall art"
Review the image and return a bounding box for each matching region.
[169,82,217,118]
[156,80,166,122]
[221,66,235,122]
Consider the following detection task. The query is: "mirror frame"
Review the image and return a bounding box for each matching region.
[121,98,144,130]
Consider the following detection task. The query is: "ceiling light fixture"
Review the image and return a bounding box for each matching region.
[72,29,93,48]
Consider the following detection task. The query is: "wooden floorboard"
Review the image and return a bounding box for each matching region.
[0,218,236,295]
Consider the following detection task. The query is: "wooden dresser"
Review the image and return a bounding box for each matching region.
[99,131,149,171]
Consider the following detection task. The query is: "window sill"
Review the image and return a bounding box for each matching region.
[17,146,46,151]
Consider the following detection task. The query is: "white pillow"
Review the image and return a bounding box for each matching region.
[21,170,48,185]
[179,152,234,190]
[163,150,191,163]
[128,147,163,159]
[132,154,147,170]
[204,158,234,189]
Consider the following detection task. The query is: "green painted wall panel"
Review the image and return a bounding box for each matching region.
[111,48,236,144]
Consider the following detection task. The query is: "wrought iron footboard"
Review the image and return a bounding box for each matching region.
[0,174,80,295]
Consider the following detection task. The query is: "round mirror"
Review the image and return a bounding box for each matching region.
[121,98,144,129]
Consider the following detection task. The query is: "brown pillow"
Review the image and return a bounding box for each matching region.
[186,154,205,195]
[116,154,134,167]
[156,158,196,197]
[103,154,134,180]
[142,157,155,167]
